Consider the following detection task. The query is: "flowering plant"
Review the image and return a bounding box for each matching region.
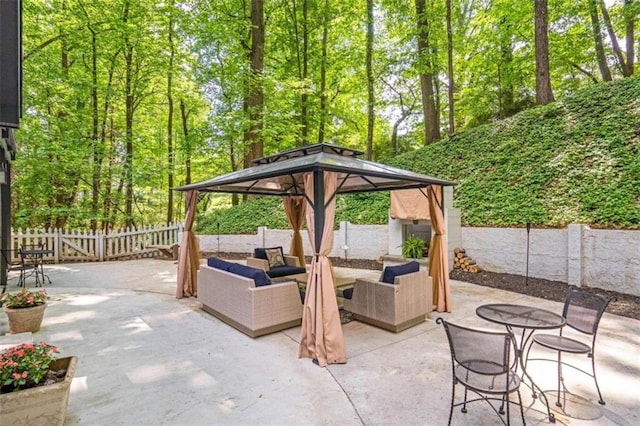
[0,342,58,392]
[1,288,48,309]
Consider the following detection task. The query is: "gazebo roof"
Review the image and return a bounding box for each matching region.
[174,143,455,196]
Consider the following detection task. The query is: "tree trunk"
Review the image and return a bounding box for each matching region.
[301,0,309,145]
[446,0,455,135]
[415,0,441,144]
[318,0,329,144]
[103,117,116,232]
[179,100,191,185]
[88,22,101,232]
[600,0,631,76]
[123,0,135,227]
[366,0,375,160]
[391,110,411,155]
[100,59,117,232]
[166,3,175,225]
[243,0,264,171]
[588,0,612,81]
[625,0,635,75]
[534,0,554,104]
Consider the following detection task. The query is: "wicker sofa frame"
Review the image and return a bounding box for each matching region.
[198,264,303,337]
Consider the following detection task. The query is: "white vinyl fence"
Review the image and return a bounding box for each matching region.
[10,223,183,263]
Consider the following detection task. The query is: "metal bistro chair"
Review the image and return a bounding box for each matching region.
[1,248,38,291]
[437,318,525,425]
[20,243,50,286]
[526,288,611,407]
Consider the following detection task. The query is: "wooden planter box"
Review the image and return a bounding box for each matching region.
[0,356,77,426]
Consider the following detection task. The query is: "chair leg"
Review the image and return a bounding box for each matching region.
[505,393,511,426]
[590,352,606,405]
[461,387,468,413]
[556,351,563,407]
[448,382,455,425]
[517,388,526,425]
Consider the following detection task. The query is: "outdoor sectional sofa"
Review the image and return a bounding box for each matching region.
[198,257,303,337]
[343,261,433,332]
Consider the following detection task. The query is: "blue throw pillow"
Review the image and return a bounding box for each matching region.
[381,261,420,284]
[228,263,272,287]
[207,257,234,271]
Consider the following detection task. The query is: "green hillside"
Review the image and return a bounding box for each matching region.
[198,77,640,233]
[394,77,640,228]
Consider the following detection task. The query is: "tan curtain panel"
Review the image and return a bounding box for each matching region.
[298,172,346,366]
[427,186,452,312]
[176,190,200,299]
[283,196,306,268]
[390,188,431,221]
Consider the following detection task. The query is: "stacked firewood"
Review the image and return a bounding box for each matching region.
[453,248,482,273]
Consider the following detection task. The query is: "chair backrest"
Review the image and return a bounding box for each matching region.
[0,248,20,266]
[562,289,610,335]
[437,318,515,375]
[21,243,45,251]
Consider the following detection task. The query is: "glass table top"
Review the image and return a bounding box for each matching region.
[476,303,566,330]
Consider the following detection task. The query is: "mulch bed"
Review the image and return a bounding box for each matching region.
[209,252,640,321]
[450,270,640,321]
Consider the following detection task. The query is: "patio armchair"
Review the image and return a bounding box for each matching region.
[343,261,432,332]
[246,246,306,279]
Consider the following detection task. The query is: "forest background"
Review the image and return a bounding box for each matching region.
[12,0,639,232]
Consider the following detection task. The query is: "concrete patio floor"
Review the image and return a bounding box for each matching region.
[1,258,638,425]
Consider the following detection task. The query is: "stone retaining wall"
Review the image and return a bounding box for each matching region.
[461,225,640,296]
[197,223,640,296]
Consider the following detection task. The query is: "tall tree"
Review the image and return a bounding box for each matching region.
[625,0,635,74]
[122,0,135,226]
[588,0,613,81]
[317,0,330,143]
[166,0,176,224]
[415,0,440,143]
[366,0,375,159]
[534,0,554,104]
[243,0,265,169]
[445,0,454,134]
[600,0,633,76]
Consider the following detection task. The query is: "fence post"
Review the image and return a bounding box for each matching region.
[54,228,60,263]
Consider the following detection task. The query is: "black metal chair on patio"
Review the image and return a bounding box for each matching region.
[20,243,52,286]
[437,317,525,425]
[1,248,38,291]
[525,288,611,407]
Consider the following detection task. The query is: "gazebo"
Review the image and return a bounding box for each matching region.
[175,143,456,366]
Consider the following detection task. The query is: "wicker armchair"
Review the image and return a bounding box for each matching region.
[343,269,432,332]
[246,246,306,279]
